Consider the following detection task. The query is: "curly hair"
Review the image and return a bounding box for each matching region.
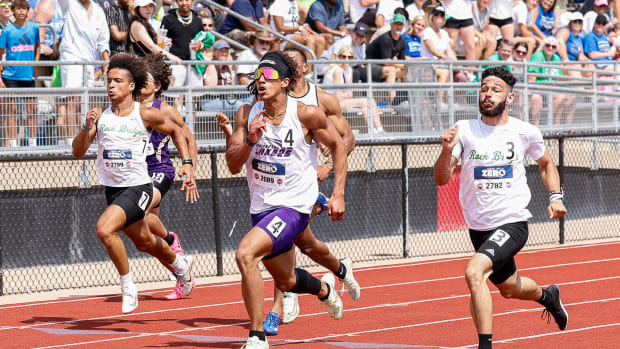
[108,54,150,99]
[481,66,516,90]
[145,53,172,98]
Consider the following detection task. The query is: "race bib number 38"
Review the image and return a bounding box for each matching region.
[252,159,286,188]
[473,165,513,195]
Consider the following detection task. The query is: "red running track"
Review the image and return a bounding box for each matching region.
[1,240,619,348]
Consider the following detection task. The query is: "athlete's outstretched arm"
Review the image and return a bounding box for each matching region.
[72,108,101,158]
[318,88,356,155]
[141,106,194,185]
[536,150,567,219]
[161,102,199,202]
[299,103,347,221]
[225,104,258,174]
[434,125,459,186]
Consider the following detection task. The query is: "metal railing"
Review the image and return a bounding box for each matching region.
[0,59,619,156]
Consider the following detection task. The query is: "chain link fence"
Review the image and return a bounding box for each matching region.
[1,133,620,295]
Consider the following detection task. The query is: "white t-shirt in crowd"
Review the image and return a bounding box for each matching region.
[235,49,260,81]
[327,35,365,60]
[489,0,513,20]
[270,0,300,29]
[376,0,404,27]
[349,0,376,24]
[443,0,473,21]
[420,27,450,59]
[406,4,424,20]
[451,116,546,230]
[512,1,530,37]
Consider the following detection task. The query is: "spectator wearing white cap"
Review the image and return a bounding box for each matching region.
[556,11,590,79]
[528,36,576,126]
[129,0,181,62]
[583,0,616,34]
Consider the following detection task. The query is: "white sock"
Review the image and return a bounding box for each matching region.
[9,139,17,147]
[28,138,37,146]
[120,272,134,288]
[171,254,187,274]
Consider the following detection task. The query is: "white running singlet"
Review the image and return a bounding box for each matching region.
[246,96,318,214]
[96,102,152,187]
[289,81,319,107]
[451,116,546,230]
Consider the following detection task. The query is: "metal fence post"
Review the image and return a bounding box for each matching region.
[402,144,409,258]
[558,136,565,244]
[210,152,223,276]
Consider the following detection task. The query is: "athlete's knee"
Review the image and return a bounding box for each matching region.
[464,265,486,289]
[275,274,297,292]
[95,223,116,244]
[498,285,518,299]
[235,247,257,273]
[287,268,322,295]
[133,235,156,253]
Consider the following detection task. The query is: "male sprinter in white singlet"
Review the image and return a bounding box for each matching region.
[259,47,361,335]
[434,67,568,349]
[72,54,196,314]
[226,51,348,349]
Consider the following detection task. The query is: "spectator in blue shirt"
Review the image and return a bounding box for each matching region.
[220,0,271,47]
[402,14,426,60]
[583,14,615,70]
[305,0,346,46]
[0,0,40,147]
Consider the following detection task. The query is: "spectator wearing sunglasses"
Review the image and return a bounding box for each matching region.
[583,0,615,34]
[528,36,576,126]
[323,46,383,134]
[556,11,590,79]
[583,14,616,70]
[0,0,13,34]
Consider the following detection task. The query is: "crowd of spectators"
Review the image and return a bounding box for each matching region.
[1,0,620,146]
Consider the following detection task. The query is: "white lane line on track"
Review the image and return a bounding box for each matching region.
[29,295,620,349]
[2,256,620,332]
[275,296,620,347]
[453,323,620,348]
[2,240,618,311]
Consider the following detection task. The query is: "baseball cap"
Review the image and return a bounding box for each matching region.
[354,22,369,36]
[594,0,609,6]
[595,14,609,25]
[560,11,584,26]
[392,13,406,24]
[134,0,155,9]
[215,40,230,50]
[432,6,445,16]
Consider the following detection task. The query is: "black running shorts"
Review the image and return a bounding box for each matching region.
[105,183,153,228]
[489,17,514,28]
[150,172,173,208]
[444,18,474,29]
[469,221,528,285]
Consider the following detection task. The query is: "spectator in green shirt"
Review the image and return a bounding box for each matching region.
[527,36,576,126]
[483,39,514,71]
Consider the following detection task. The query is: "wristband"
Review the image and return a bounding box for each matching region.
[182,158,193,166]
[324,161,334,168]
[82,122,93,130]
[549,188,565,204]
[246,137,257,146]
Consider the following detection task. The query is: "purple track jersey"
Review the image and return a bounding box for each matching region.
[146,99,176,180]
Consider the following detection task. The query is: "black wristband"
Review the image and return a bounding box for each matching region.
[182,158,193,166]
[246,137,257,146]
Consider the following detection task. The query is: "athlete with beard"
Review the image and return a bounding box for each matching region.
[433,67,568,349]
